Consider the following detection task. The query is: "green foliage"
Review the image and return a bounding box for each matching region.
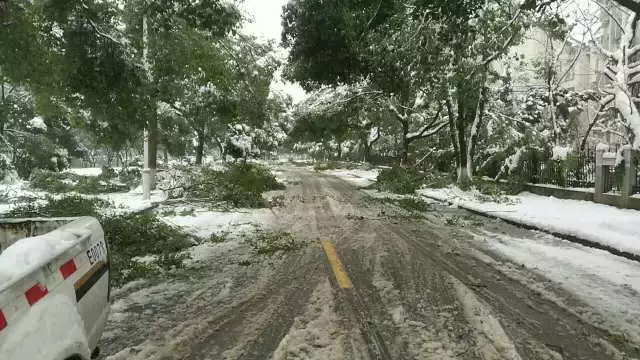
[4,193,195,287]
[186,163,285,208]
[101,212,194,286]
[445,215,484,227]
[226,163,285,193]
[29,169,128,194]
[5,195,111,218]
[247,230,301,256]
[395,197,431,212]
[376,166,428,194]
[208,232,228,243]
[314,161,358,171]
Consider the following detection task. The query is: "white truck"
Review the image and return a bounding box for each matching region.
[0,217,110,360]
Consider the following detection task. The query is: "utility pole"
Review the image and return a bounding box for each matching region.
[141,10,158,199]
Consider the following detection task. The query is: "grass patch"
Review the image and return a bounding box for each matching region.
[29,169,129,194]
[473,182,521,204]
[314,161,358,171]
[268,194,286,207]
[5,195,111,218]
[375,167,428,194]
[444,215,484,227]
[208,232,228,243]
[395,198,431,212]
[247,230,301,255]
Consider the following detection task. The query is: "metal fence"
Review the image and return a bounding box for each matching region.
[520,150,596,188]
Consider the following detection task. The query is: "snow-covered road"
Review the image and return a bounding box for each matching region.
[99,168,640,359]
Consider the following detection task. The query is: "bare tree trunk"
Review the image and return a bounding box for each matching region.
[0,79,5,135]
[195,132,205,165]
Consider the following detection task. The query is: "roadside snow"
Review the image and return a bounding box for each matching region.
[28,116,47,131]
[0,229,80,287]
[324,168,380,187]
[418,187,640,257]
[90,189,166,215]
[0,294,90,360]
[161,208,275,263]
[161,208,274,239]
[473,230,640,343]
[64,167,103,177]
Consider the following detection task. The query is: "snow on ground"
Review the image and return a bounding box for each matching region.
[64,167,103,177]
[0,180,47,215]
[472,229,640,343]
[324,168,380,187]
[271,279,357,360]
[84,189,166,215]
[418,186,640,257]
[450,276,523,359]
[160,207,275,263]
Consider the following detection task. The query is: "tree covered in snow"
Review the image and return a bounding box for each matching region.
[575,6,640,150]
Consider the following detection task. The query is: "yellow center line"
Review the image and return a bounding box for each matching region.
[320,239,353,289]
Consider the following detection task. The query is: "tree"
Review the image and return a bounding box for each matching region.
[122,0,241,193]
[580,7,640,149]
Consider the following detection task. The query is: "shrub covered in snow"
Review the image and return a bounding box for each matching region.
[101,213,194,286]
[29,169,129,194]
[4,195,112,218]
[376,167,429,194]
[184,163,285,208]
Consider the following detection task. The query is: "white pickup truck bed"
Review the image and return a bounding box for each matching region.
[0,217,110,360]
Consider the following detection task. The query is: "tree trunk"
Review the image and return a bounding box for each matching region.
[148,111,158,178]
[0,80,5,135]
[163,147,168,167]
[454,92,469,186]
[195,132,205,165]
[400,120,410,165]
[465,86,486,182]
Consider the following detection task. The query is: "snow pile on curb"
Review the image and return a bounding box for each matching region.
[418,187,640,257]
[64,167,103,177]
[324,168,380,187]
[161,208,275,263]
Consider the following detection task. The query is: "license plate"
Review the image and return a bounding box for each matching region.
[86,241,107,265]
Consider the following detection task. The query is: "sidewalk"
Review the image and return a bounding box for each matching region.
[418,187,640,262]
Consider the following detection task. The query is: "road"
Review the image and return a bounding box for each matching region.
[101,167,640,360]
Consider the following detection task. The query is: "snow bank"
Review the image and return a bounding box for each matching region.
[90,190,165,215]
[0,229,79,287]
[163,208,273,237]
[418,187,640,257]
[324,168,380,187]
[474,230,640,343]
[64,167,103,177]
[0,294,90,359]
[161,208,275,263]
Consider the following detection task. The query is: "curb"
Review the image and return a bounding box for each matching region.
[419,194,640,264]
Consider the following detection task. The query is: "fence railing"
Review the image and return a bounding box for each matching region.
[520,150,596,189]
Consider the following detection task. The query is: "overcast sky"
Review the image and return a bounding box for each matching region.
[240,0,307,104]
